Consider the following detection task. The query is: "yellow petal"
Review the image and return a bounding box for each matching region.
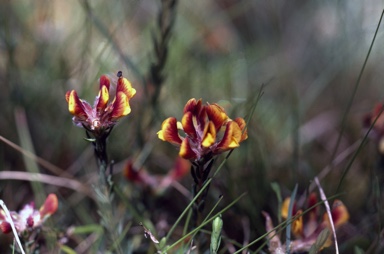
[67,90,87,119]
[202,121,216,148]
[96,85,109,112]
[234,117,248,141]
[158,117,182,145]
[292,210,303,237]
[111,91,131,120]
[216,121,241,152]
[117,76,136,99]
[281,198,291,219]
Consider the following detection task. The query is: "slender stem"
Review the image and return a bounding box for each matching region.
[192,158,213,228]
[87,130,123,254]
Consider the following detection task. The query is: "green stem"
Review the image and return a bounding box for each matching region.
[192,158,213,228]
[89,131,123,254]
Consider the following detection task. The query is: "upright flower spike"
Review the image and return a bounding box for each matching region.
[158,98,248,160]
[158,98,247,227]
[65,72,136,136]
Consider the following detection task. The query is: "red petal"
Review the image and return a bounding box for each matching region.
[39,194,58,219]
[123,161,142,183]
[206,103,228,130]
[27,216,34,228]
[179,138,197,159]
[158,117,183,145]
[181,111,196,138]
[67,90,87,120]
[0,221,11,234]
[117,77,136,99]
[307,193,318,216]
[65,91,71,102]
[110,92,131,120]
[99,75,111,91]
[169,157,190,180]
[183,98,202,114]
[331,200,349,227]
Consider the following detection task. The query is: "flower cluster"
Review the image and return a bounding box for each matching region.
[264,193,349,253]
[157,98,247,161]
[65,72,136,136]
[0,194,58,234]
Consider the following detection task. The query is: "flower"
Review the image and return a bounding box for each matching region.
[65,72,136,134]
[363,103,384,153]
[157,98,247,160]
[281,193,349,252]
[0,194,58,234]
[123,158,190,194]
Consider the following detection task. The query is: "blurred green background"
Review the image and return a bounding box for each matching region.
[1,0,384,253]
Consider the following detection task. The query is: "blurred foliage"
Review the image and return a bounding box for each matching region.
[1,0,384,253]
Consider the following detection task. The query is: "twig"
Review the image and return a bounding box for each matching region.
[0,135,74,179]
[0,171,93,198]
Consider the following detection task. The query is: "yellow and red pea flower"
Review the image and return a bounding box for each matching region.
[157,98,247,160]
[65,74,136,132]
[0,194,58,234]
[123,157,190,193]
[281,193,349,250]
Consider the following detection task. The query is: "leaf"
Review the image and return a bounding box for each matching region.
[286,184,298,253]
[354,246,365,254]
[270,182,282,223]
[71,224,103,234]
[309,228,330,254]
[60,245,77,254]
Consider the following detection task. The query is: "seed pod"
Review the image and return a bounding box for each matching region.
[210,214,223,254]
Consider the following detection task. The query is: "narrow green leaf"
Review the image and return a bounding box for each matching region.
[72,224,103,234]
[286,184,298,254]
[60,245,77,254]
[270,182,282,223]
[354,246,365,254]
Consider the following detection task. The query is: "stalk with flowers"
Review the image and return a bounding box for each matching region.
[158,98,247,228]
[65,71,136,252]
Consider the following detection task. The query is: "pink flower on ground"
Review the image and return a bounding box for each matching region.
[0,194,58,234]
